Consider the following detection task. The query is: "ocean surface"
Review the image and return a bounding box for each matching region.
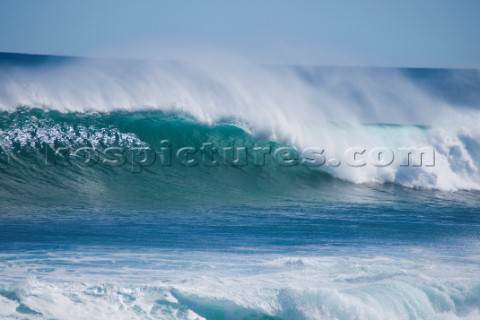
[0,52,480,319]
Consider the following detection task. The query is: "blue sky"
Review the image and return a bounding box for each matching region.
[0,0,479,68]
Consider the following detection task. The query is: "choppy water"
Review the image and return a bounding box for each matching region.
[0,52,480,319]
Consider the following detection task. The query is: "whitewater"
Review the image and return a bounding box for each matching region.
[0,52,480,319]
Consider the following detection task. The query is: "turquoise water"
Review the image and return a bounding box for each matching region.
[0,53,480,319]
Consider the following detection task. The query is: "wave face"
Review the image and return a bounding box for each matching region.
[1,108,480,209]
[1,53,480,320]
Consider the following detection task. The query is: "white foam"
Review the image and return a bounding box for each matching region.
[0,247,479,319]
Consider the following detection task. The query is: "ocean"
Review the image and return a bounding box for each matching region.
[0,52,479,319]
